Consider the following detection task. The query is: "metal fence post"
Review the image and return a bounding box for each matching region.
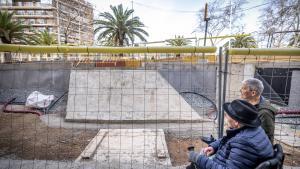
[217,47,223,138]
[219,48,229,138]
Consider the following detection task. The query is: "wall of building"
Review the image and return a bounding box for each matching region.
[55,0,93,45]
[288,71,300,107]
[0,0,93,45]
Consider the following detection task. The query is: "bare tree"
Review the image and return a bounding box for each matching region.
[60,9,80,44]
[196,0,247,46]
[58,0,89,45]
[259,0,300,47]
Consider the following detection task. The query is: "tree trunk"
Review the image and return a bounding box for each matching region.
[65,34,68,44]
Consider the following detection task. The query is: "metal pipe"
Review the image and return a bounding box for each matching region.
[0,44,217,54]
[46,91,68,112]
[219,49,229,138]
[198,34,251,40]
[277,109,300,115]
[217,47,223,138]
[228,48,300,56]
[3,98,42,116]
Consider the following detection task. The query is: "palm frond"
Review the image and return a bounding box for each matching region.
[94,4,148,47]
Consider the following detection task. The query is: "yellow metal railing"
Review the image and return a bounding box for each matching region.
[0,44,216,54]
[1,45,299,64]
[228,48,300,56]
[228,48,300,63]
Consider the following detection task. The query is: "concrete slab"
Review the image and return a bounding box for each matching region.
[77,129,172,169]
[65,70,206,123]
[40,114,218,139]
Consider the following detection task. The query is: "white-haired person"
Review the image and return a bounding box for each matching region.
[188,99,274,169]
[240,78,276,144]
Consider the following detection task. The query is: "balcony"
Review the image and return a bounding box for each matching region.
[0,5,54,10]
[14,15,54,19]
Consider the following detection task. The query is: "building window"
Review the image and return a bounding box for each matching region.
[36,19,45,24]
[0,0,12,5]
[17,10,24,15]
[27,10,34,15]
[34,1,41,7]
[29,19,35,24]
[23,1,33,6]
[48,27,53,32]
[35,11,42,15]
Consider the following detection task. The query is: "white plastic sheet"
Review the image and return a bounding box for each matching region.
[25,91,54,108]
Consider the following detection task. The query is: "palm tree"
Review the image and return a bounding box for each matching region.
[27,30,57,45]
[0,11,28,44]
[94,4,148,46]
[166,35,191,46]
[224,34,257,48]
[166,35,191,58]
[26,30,57,59]
[0,11,29,62]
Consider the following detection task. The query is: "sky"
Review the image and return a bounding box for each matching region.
[87,0,265,46]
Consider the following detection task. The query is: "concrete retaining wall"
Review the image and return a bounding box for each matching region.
[146,62,217,101]
[0,62,71,103]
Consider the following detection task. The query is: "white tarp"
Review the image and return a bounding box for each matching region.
[25,91,54,108]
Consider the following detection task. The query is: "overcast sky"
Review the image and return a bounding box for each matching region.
[87,0,264,45]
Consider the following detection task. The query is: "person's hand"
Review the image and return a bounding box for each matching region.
[202,147,215,156]
[187,151,200,163]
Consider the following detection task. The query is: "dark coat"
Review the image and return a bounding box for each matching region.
[256,97,276,144]
[194,126,274,169]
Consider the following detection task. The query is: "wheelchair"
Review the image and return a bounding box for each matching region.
[255,144,285,169]
[186,144,285,169]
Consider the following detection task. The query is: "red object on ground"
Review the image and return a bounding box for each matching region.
[95,60,126,67]
[277,108,300,115]
[2,98,42,116]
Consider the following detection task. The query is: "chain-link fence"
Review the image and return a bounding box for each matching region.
[0,45,299,169]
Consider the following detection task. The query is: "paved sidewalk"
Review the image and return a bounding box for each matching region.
[1,160,299,169]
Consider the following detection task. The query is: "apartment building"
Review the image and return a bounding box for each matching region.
[0,0,94,45]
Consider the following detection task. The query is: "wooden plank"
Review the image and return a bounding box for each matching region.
[80,130,108,159]
[156,130,168,159]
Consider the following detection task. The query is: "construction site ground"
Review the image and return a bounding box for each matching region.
[1,112,300,168]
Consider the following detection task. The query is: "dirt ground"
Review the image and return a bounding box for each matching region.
[165,134,208,166]
[275,140,300,166]
[0,113,97,160]
[0,112,299,167]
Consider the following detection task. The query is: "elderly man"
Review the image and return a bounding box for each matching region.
[240,78,276,143]
[188,99,274,169]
